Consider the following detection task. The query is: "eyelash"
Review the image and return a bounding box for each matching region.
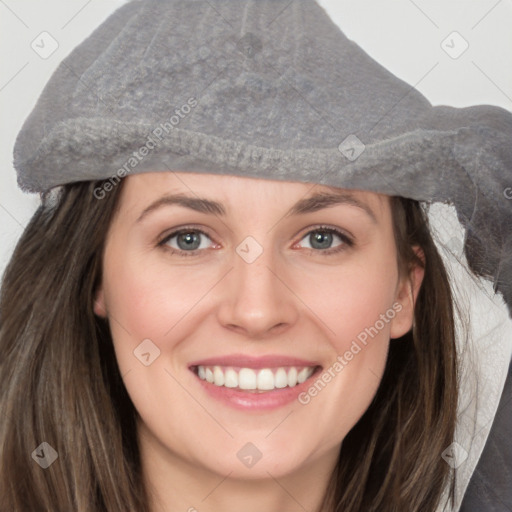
[157,225,354,258]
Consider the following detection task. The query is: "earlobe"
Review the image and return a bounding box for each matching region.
[93,286,108,318]
[390,247,425,339]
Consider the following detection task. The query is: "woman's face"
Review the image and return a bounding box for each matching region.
[95,171,422,481]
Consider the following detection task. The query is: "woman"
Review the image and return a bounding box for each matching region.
[1,1,511,511]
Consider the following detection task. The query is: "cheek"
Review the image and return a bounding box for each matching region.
[103,252,217,343]
[100,253,218,440]
[291,244,397,447]
[302,244,399,351]
[328,249,397,377]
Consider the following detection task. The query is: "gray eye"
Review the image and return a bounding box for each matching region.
[164,230,212,252]
[309,231,334,250]
[300,229,345,251]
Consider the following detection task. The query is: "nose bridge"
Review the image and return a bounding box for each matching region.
[217,233,298,336]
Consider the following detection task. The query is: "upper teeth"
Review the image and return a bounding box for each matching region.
[196,366,316,391]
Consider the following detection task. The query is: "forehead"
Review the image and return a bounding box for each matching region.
[126,171,387,199]
[121,171,389,219]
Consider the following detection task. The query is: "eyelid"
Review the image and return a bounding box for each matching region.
[294,223,354,243]
[294,225,355,253]
[157,225,218,251]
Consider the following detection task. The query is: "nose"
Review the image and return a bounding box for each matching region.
[216,240,299,339]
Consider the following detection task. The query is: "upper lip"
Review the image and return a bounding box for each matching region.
[189,353,322,369]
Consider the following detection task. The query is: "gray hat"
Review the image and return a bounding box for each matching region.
[12,0,512,314]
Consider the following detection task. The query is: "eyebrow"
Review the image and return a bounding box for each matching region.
[136,188,378,224]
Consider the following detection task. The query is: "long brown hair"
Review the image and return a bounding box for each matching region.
[0,181,457,511]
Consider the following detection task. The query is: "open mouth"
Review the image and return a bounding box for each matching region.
[191,365,323,393]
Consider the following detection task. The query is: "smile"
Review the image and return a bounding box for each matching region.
[188,354,323,410]
[194,365,317,392]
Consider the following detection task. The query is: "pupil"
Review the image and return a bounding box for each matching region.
[312,231,332,249]
[178,232,200,250]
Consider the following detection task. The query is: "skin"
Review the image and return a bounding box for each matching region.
[94,171,424,512]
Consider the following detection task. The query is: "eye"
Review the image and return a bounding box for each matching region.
[296,226,354,255]
[158,225,354,258]
[158,227,216,257]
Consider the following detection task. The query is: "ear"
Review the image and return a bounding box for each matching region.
[93,284,108,318]
[389,246,425,339]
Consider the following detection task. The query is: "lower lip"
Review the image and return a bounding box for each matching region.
[192,368,321,411]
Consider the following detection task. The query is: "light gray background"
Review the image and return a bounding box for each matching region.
[1,0,511,276]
